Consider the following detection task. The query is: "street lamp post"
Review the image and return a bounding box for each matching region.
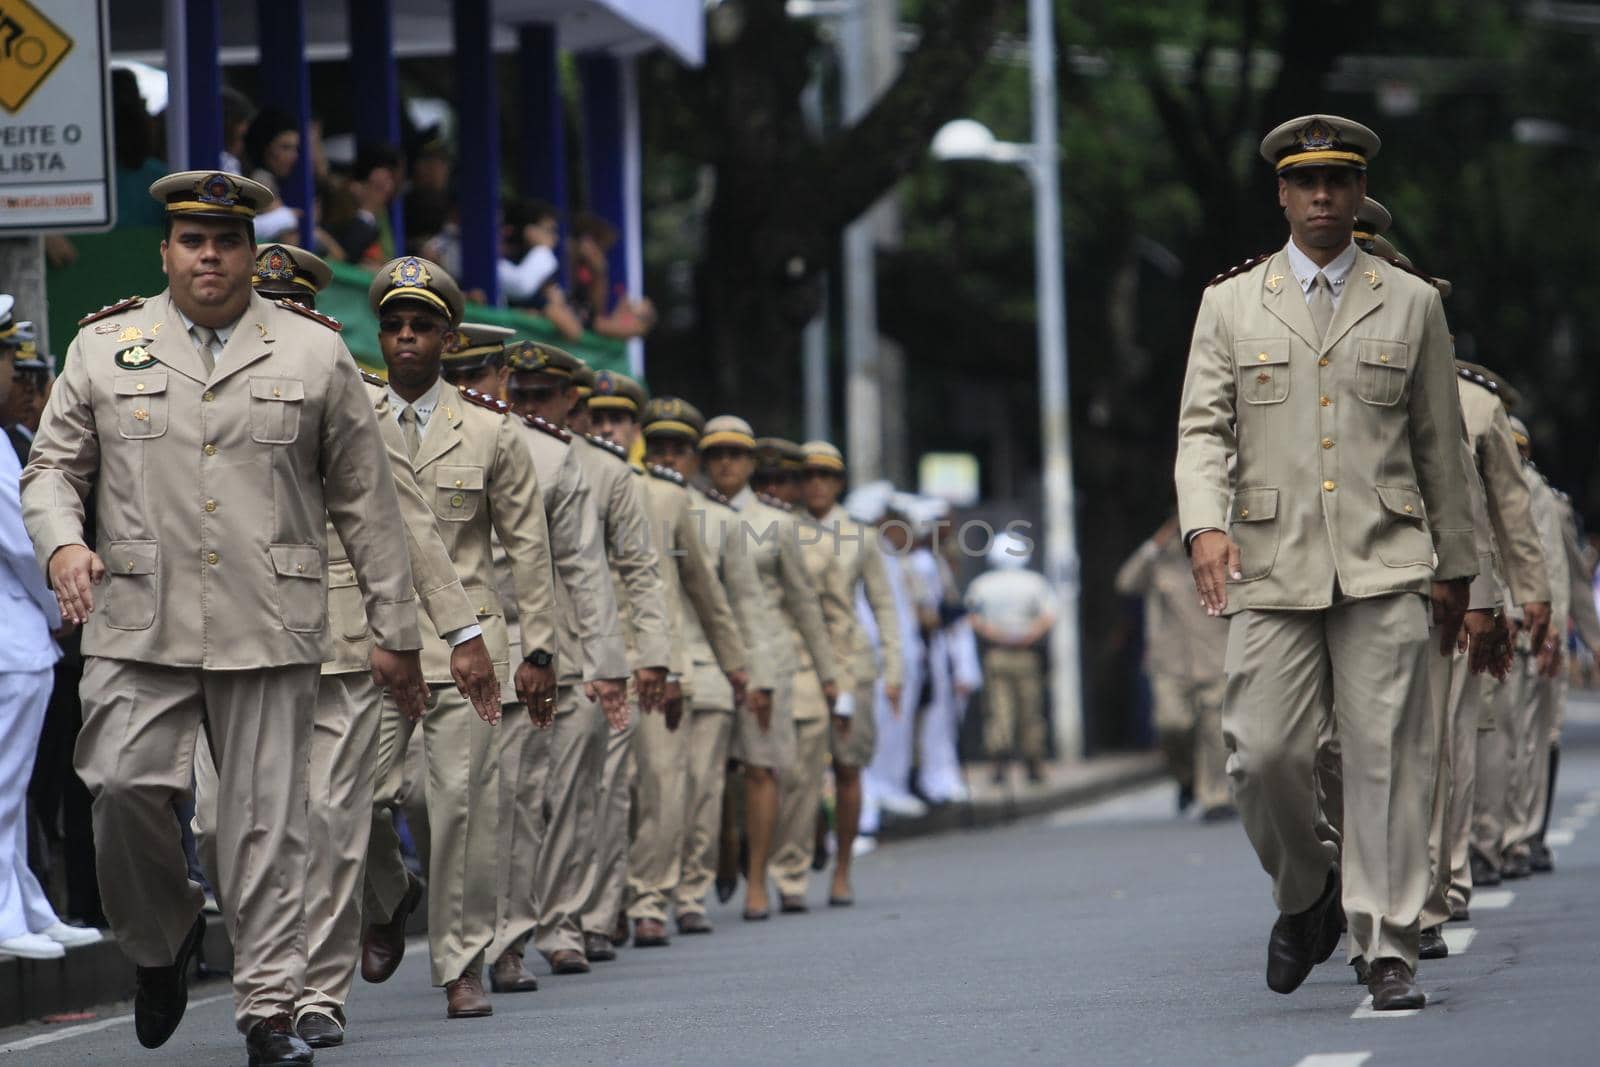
[932,0,1082,761]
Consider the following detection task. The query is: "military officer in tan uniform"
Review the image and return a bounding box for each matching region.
[438,320,512,398]
[355,259,559,1020]
[701,417,837,919]
[588,374,750,944]
[191,245,503,1049]
[1114,517,1232,818]
[1175,117,1475,1010]
[496,340,630,978]
[642,400,778,932]
[788,440,903,905]
[23,171,429,1066]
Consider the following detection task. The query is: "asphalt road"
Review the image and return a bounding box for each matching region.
[8,725,1600,1066]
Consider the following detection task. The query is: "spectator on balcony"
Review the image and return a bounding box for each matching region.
[244,108,303,241]
[327,143,403,266]
[498,198,583,339]
[570,211,657,339]
[219,87,256,176]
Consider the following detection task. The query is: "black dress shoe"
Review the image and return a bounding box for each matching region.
[1367,957,1426,1011]
[1448,901,1470,923]
[1502,851,1532,880]
[1470,848,1502,887]
[1529,840,1555,873]
[1266,867,1342,995]
[583,932,616,962]
[295,1009,344,1048]
[715,876,737,905]
[779,895,809,914]
[134,914,205,1049]
[1418,925,1449,960]
[246,1013,314,1065]
[1351,956,1370,986]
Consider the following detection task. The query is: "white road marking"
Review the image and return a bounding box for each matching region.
[1351,995,1422,1019]
[1546,829,1575,846]
[1293,1055,1372,1067]
[1574,800,1600,818]
[1473,889,1515,910]
[0,993,232,1053]
[1441,927,1476,955]
[1557,816,1587,833]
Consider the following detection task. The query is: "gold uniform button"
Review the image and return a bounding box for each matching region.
[296,563,306,573]
[1322,438,1334,449]
[203,391,215,402]
[1319,395,1331,407]
[125,560,135,572]
[451,494,465,507]
[1404,504,1415,513]
[1239,509,1250,518]
[204,444,217,456]
[207,552,219,565]
[204,500,216,512]
[1257,352,1268,362]
[273,387,282,397]
[454,479,464,488]
[1379,353,1390,363]
[1318,357,1329,367]
[135,382,146,391]
[1323,480,1336,492]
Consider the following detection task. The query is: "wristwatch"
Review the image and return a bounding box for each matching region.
[524,648,553,668]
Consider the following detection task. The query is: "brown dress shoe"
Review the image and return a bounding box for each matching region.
[489,949,539,993]
[583,932,616,962]
[1367,957,1426,1011]
[445,974,493,1018]
[633,918,670,947]
[549,949,591,974]
[360,876,422,984]
[676,912,713,935]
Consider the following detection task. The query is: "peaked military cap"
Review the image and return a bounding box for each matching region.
[754,436,803,473]
[590,370,648,415]
[801,440,845,473]
[1354,196,1392,251]
[443,322,515,371]
[1260,115,1380,174]
[572,362,597,399]
[369,256,465,325]
[700,415,756,452]
[0,294,21,347]
[149,170,274,220]
[12,335,48,372]
[642,397,705,442]
[253,244,334,300]
[504,339,584,378]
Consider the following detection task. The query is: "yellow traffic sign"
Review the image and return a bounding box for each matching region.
[0,0,74,113]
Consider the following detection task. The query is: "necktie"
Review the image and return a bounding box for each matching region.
[193,324,220,374]
[399,405,421,461]
[1309,272,1335,343]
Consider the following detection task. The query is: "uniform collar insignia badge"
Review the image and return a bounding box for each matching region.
[151,321,164,334]
[1266,274,1284,291]
[117,325,143,342]
[1364,269,1379,286]
[93,322,120,334]
[256,322,269,338]
[115,344,158,370]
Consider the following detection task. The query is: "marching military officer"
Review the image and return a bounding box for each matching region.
[700,416,837,919]
[1175,116,1475,1010]
[355,259,558,1020]
[588,374,751,944]
[496,340,629,978]
[23,171,430,1066]
[641,400,778,932]
[794,440,904,904]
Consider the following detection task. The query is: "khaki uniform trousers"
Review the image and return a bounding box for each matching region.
[581,712,636,937]
[489,700,541,964]
[982,647,1046,761]
[195,672,386,1021]
[1149,673,1230,811]
[671,703,735,918]
[772,666,834,899]
[1420,645,1478,929]
[1472,657,1536,867]
[1508,670,1563,858]
[365,687,499,986]
[1222,595,1434,968]
[79,658,319,1033]
[532,686,606,960]
[628,699,691,923]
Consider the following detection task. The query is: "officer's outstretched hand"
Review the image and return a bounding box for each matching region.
[635,666,668,713]
[726,668,749,708]
[1189,530,1240,617]
[516,662,557,728]
[48,544,106,625]
[451,635,501,724]
[747,688,773,733]
[587,677,629,731]
[372,647,431,721]
[1430,579,1471,656]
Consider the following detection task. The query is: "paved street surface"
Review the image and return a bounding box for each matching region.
[8,727,1600,1066]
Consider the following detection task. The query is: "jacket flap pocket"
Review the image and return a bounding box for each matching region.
[327,559,358,588]
[1357,340,1410,370]
[114,373,168,396]
[269,543,323,578]
[1236,339,1291,367]
[462,582,502,618]
[250,377,306,402]
[107,539,159,575]
[1231,488,1278,523]
[1376,485,1426,521]
[437,465,484,491]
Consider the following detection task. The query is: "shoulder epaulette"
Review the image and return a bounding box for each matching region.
[1206,252,1273,288]
[758,492,793,512]
[460,387,510,415]
[584,432,628,461]
[1380,255,1431,284]
[359,369,387,389]
[702,486,735,509]
[649,463,685,486]
[276,298,342,331]
[1456,364,1497,393]
[523,412,571,442]
[78,295,144,326]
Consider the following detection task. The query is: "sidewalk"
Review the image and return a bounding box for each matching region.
[1,751,1163,1029]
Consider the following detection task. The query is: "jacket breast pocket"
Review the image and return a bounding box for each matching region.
[1374,485,1433,568]
[270,543,325,633]
[249,378,306,444]
[1236,340,1291,405]
[435,465,485,523]
[114,374,170,440]
[102,539,159,630]
[1355,340,1410,406]
[1226,488,1280,582]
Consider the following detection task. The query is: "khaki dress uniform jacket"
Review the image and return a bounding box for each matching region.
[818,504,902,768]
[23,289,422,1031]
[1174,245,1476,970]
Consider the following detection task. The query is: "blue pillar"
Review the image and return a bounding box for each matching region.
[184,0,223,170]
[518,25,567,212]
[349,0,405,250]
[256,0,315,246]
[455,0,500,303]
[578,53,627,303]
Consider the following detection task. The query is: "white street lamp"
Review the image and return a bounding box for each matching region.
[930,0,1083,762]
